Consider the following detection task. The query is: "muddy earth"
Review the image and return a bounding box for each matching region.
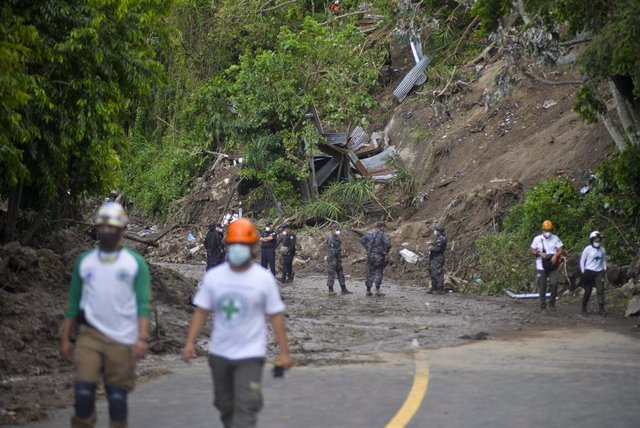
[2,261,638,426]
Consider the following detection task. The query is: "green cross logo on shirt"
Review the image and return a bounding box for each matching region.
[222,299,240,321]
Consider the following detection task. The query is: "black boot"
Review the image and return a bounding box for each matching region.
[366,287,373,296]
[340,285,353,295]
[581,303,588,315]
[328,286,336,295]
[598,304,606,316]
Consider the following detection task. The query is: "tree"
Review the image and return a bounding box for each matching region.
[225,18,382,207]
[0,0,172,242]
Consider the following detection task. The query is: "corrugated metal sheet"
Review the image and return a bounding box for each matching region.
[324,132,348,146]
[409,37,427,86]
[349,126,369,150]
[393,55,431,102]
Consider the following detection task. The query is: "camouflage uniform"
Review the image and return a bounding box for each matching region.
[361,229,391,293]
[326,234,347,292]
[429,234,447,291]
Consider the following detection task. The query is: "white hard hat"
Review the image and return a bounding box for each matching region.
[589,230,602,240]
[95,202,128,228]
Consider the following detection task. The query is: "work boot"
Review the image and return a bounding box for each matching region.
[375,287,385,297]
[366,288,373,296]
[341,287,353,295]
[581,304,588,316]
[598,304,606,316]
[328,287,336,295]
[278,277,286,283]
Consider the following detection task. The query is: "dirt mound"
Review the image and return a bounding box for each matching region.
[0,242,198,424]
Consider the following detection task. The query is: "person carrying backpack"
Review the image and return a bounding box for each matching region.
[361,221,391,296]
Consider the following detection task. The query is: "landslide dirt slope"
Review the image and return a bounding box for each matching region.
[380,59,614,267]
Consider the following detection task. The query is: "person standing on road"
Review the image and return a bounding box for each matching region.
[260,221,277,276]
[361,221,392,296]
[326,224,352,295]
[530,220,564,312]
[427,225,447,294]
[580,231,607,316]
[182,218,292,428]
[204,223,225,270]
[60,202,151,428]
[279,224,297,283]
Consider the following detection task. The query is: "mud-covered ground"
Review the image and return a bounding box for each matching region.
[156,264,635,366]
[2,262,637,426]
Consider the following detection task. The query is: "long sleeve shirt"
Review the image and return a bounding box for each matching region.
[580,245,607,273]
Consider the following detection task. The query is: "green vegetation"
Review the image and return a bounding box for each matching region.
[475,147,640,294]
[0,0,172,241]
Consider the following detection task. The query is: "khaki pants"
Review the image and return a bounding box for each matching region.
[536,269,560,308]
[72,326,136,428]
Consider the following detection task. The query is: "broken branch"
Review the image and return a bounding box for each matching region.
[523,70,585,86]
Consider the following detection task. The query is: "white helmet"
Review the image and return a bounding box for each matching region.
[589,230,602,240]
[95,202,128,228]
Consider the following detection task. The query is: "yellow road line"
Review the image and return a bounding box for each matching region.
[385,351,430,428]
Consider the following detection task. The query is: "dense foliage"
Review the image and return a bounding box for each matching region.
[475,147,640,294]
[0,0,172,240]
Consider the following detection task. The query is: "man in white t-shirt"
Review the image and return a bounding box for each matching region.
[529,220,564,312]
[182,218,292,428]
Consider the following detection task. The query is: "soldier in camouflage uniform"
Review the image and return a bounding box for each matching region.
[428,225,447,293]
[361,221,392,296]
[326,224,352,295]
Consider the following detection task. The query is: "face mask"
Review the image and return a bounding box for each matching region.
[97,230,122,250]
[227,244,252,266]
[543,231,551,238]
[592,242,601,248]
[266,227,271,232]
[335,230,341,236]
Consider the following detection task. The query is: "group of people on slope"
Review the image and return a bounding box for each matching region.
[530,220,608,315]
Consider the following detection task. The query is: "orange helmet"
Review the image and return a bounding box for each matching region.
[225,218,259,245]
[541,220,553,231]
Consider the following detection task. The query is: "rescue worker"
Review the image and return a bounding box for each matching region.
[361,221,392,296]
[427,225,447,294]
[530,220,564,312]
[60,202,151,428]
[182,218,292,428]
[580,231,607,316]
[259,221,277,276]
[279,224,297,283]
[327,224,352,295]
[204,223,225,270]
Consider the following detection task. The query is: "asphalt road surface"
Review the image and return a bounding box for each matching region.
[26,326,640,428]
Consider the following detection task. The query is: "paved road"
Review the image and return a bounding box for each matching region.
[27,327,640,428]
